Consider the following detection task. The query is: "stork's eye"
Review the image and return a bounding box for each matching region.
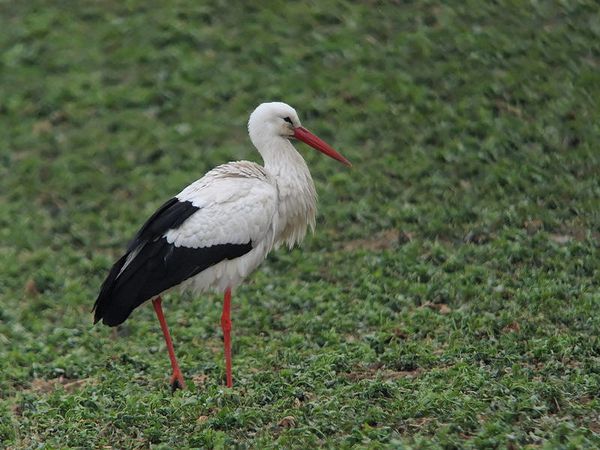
[283,117,293,124]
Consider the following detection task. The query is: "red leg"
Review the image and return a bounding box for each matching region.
[152,297,185,391]
[221,287,233,387]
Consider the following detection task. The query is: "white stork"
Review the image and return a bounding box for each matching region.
[93,101,351,390]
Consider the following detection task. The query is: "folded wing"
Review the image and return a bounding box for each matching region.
[93,167,278,326]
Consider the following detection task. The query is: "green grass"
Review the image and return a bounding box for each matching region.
[1,1,599,448]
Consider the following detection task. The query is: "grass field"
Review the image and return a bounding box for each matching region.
[1,1,599,448]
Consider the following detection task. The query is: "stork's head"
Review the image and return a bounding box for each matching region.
[248,102,351,167]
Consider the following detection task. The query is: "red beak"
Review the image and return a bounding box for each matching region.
[293,127,352,167]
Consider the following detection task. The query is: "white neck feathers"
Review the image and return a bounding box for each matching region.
[253,136,317,249]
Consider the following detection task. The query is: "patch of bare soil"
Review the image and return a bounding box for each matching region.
[420,301,452,315]
[502,321,521,333]
[589,420,600,434]
[523,221,599,243]
[342,366,422,381]
[342,229,412,251]
[191,374,209,387]
[25,376,96,394]
[278,416,297,428]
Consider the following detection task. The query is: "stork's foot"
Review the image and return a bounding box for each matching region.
[170,371,186,392]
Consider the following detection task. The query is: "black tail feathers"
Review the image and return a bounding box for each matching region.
[92,253,137,326]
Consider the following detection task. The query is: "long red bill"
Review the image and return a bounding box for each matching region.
[293,126,352,167]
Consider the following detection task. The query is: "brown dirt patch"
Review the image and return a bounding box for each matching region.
[420,301,452,315]
[278,416,297,428]
[342,229,411,251]
[342,366,422,381]
[25,376,96,394]
[192,374,209,387]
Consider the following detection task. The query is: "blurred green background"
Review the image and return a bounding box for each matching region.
[1,1,599,448]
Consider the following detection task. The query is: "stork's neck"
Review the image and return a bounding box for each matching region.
[256,136,317,248]
[258,137,306,174]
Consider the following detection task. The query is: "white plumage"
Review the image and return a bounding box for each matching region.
[170,103,321,294]
[93,101,351,389]
[172,162,280,293]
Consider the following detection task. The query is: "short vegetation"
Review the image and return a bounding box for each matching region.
[0,1,598,448]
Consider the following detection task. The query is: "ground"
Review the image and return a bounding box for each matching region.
[0,1,599,448]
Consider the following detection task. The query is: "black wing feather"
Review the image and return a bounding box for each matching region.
[126,197,197,252]
[93,198,253,326]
